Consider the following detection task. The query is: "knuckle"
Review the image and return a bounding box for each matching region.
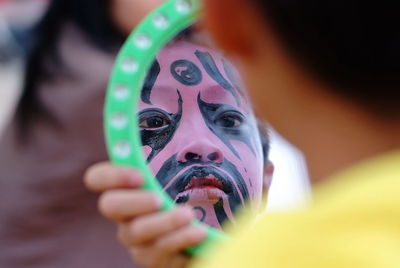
[131,248,158,268]
[185,230,198,244]
[163,214,176,230]
[116,226,128,245]
[185,226,203,244]
[155,238,173,254]
[118,224,140,246]
[131,248,145,261]
[165,209,187,229]
[128,221,144,244]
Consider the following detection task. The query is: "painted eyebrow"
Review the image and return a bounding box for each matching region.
[222,59,246,100]
[195,50,241,106]
[141,59,161,105]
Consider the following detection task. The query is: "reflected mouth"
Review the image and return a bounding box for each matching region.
[158,156,249,214]
[185,175,224,191]
[172,166,234,198]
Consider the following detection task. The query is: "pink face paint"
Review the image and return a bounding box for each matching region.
[138,41,264,229]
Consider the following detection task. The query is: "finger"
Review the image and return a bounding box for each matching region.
[154,225,207,258]
[119,206,195,246]
[131,225,205,267]
[84,162,143,192]
[98,190,161,221]
[129,247,190,268]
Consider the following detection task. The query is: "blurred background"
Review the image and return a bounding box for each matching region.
[0,0,310,211]
[0,0,49,132]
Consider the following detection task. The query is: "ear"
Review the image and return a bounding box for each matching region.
[202,0,269,61]
[261,161,274,210]
[262,161,274,193]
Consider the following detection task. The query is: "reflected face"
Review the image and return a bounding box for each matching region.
[138,41,265,229]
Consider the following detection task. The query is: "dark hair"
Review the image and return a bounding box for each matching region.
[252,0,400,118]
[16,0,124,133]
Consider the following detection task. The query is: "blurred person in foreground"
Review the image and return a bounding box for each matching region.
[86,0,400,267]
[0,0,163,267]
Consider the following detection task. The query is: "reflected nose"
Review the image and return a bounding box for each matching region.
[176,140,224,163]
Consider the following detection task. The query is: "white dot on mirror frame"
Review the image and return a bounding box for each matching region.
[153,14,169,29]
[134,34,152,49]
[111,113,128,129]
[114,141,131,158]
[114,84,130,100]
[175,0,192,13]
[121,58,138,73]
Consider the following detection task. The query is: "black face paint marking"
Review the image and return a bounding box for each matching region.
[141,60,161,104]
[193,207,206,222]
[155,155,249,212]
[170,59,202,86]
[222,59,245,99]
[140,91,183,162]
[213,198,228,225]
[176,195,189,204]
[195,50,240,106]
[197,95,257,159]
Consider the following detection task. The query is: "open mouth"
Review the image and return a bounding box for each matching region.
[178,167,232,193]
[168,166,234,202]
[185,174,224,191]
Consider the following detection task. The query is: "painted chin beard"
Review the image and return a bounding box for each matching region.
[155,155,250,229]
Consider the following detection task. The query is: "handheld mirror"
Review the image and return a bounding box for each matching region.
[104,0,227,255]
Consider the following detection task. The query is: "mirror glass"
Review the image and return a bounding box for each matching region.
[137,27,265,229]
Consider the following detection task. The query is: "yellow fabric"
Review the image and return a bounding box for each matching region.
[192,150,400,268]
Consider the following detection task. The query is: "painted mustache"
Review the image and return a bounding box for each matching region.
[155,155,249,210]
[166,166,235,199]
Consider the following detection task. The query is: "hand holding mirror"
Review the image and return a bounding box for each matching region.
[104,0,226,256]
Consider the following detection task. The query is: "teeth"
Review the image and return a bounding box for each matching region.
[185,175,223,191]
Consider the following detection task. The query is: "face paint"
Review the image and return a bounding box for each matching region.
[170,59,203,86]
[214,198,228,225]
[155,155,249,202]
[222,59,246,99]
[139,91,183,162]
[138,41,265,229]
[197,94,257,159]
[154,155,249,229]
[193,207,206,222]
[141,60,161,104]
[195,50,241,105]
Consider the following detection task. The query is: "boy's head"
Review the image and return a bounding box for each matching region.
[203,0,400,180]
[203,0,400,116]
[138,40,273,229]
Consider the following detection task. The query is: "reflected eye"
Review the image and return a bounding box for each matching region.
[139,112,170,130]
[215,112,243,128]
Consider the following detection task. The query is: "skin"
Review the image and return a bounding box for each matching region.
[138,41,265,229]
[86,0,400,267]
[85,40,272,267]
[87,0,400,267]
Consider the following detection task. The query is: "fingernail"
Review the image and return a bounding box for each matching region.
[184,206,197,217]
[193,226,207,240]
[126,170,143,187]
[176,207,194,223]
[153,195,163,209]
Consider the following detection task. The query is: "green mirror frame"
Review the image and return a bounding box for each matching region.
[104,0,225,256]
